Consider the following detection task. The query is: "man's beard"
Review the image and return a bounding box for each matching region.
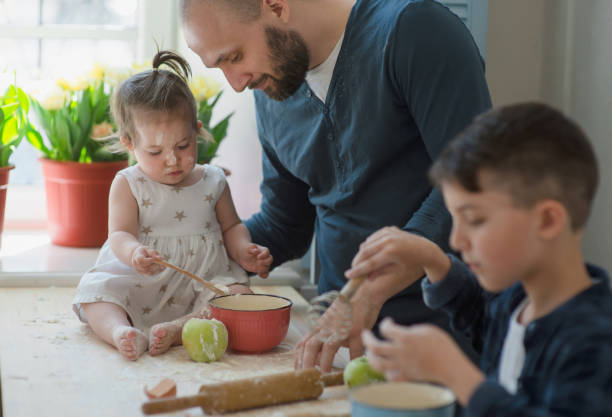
[253,26,309,101]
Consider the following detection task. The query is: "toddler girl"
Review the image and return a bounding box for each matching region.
[72,50,272,360]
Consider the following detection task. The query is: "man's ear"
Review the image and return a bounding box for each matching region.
[262,0,290,22]
[536,199,568,240]
[120,136,134,152]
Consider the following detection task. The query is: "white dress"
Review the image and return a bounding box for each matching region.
[72,164,248,332]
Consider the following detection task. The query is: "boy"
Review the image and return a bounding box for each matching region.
[346,102,612,416]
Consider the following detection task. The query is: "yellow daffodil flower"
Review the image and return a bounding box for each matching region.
[189,75,221,102]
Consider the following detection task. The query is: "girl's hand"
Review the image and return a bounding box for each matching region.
[239,244,273,278]
[130,245,164,275]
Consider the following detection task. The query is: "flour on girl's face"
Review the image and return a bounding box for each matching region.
[154,131,164,146]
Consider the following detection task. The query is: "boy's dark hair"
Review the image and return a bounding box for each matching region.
[429,102,598,230]
[110,50,201,147]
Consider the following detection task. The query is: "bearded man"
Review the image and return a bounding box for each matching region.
[181,0,491,372]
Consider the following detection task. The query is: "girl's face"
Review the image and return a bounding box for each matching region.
[126,108,199,186]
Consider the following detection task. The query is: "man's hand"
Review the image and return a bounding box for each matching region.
[294,287,382,373]
[130,245,164,275]
[363,318,484,405]
[239,244,273,278]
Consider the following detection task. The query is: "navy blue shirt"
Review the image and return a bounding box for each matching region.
[245,0,491,313]
[423,255,612,416]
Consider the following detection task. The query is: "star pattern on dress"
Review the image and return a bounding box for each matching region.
[201,234,207,242]
[205,222,212,230]
[142,306,152,315]
[159,284,168,294]
[174,211,186,222]
[141,226,152,236]
[142,198,152,208]
[188,249,195,257]
[226,264,232,272]
[135,283,143,288]
[124,296,131,308]
[172,187,182,194]
[163,254,170,261]
[166,296,176,307]
[137,177,146,184]
[204,193,214,204]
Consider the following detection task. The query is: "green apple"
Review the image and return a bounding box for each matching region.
[182,318,228,362]
[343,356,386,388]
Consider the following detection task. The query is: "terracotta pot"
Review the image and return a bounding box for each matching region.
[0,165,14,249]
[40,159,128,247]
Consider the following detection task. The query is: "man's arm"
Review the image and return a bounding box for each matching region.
[389,2,492,246]
[244,140,316,269]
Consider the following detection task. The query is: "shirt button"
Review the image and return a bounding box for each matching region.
[306,90,312,97]
[327,133,333,141]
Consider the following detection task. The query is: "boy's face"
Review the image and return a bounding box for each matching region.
[441,172,543,292]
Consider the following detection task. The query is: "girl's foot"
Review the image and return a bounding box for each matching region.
[112,326,148,361]
[149,322,182,356]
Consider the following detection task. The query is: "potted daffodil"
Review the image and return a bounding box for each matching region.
[0,81,31,247]
[26,65,129,247]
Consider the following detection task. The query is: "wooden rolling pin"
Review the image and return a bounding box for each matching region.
[141,368,344,415]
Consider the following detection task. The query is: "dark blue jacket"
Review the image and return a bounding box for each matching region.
[423,255,612,416]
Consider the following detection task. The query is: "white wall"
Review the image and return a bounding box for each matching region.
[487,0,612,272]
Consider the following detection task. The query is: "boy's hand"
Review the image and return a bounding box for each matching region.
[239,244,273,278]
[131,245,164,275]
[362,318,484,405]
[345,227,450,284]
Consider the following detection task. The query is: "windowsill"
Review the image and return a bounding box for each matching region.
[0,230,307,288]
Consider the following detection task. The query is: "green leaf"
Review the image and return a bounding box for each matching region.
[53,111,72,160]
[211,113,232,143]
[16,86,29,114]
[25,125,51,157]
[77,88,92,135]
[2,117,18,145]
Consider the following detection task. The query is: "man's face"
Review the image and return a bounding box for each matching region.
[183,3,309,101]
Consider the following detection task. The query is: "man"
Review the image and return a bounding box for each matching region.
[181,0,491,371]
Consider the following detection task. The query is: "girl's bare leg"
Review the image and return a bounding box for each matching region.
[81,302,148,361]
[149,307,211,356]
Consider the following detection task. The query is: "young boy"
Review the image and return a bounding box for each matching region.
[346,102,612,416]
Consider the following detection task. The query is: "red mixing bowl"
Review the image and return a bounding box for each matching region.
[209,294,293,353]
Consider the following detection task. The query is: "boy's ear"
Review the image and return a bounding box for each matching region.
[536,200,568,240]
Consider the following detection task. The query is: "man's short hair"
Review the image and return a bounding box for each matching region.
[180,0,262,22]
[429,102,599,230]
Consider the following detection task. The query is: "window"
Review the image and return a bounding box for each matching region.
[0,0,177,228]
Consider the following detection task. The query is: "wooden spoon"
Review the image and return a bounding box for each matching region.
[154,259,227,296]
